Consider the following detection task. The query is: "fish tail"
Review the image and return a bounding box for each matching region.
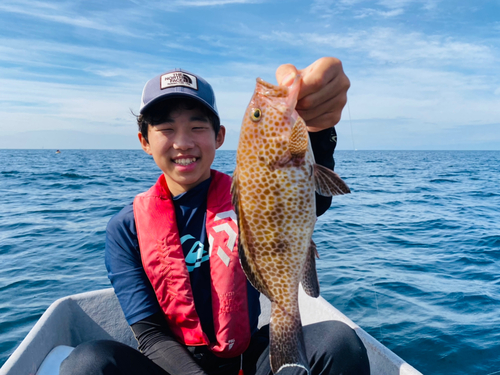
[269,301,310,374]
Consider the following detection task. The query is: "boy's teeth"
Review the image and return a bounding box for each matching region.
[175,158,197,166]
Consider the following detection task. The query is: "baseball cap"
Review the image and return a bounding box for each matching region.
[139,68,220,129]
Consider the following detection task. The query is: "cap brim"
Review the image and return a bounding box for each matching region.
[140,91,218,120]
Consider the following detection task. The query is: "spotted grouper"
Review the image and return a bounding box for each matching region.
[231,74,350,374]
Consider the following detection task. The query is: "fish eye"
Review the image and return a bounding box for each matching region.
[250,108,261,122]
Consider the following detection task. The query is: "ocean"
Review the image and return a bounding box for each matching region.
[0,149,499,374]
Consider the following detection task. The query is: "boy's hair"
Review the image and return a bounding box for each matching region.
[137,97,221,143]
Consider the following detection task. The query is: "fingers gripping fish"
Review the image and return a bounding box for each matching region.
[231,74,350,374]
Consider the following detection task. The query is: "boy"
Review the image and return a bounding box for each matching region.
[61,58,370,375]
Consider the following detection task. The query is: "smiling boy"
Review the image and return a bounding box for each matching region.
[60,59,370,375]
[138,99,224,197]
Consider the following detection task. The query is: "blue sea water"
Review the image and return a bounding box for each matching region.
[0,149,499,374]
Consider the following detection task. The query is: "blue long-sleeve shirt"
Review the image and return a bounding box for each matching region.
[104,126,338,341]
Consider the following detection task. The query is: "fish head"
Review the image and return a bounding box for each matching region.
[239,74,304,168]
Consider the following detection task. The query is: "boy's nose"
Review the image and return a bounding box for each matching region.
[173,133,195,150]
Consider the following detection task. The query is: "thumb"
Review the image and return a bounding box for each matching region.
[276,63,298,87]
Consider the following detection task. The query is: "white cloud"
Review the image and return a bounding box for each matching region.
[257,24,499,151]
[359,30,494,65]
[0,77,140,132]
[377,0,440,9]
[130,0,264,9]
[377,0,414,9]
[354,7,404,18]
[0,1,137,36]
[347,67,500,124]
[172,0,262,5]
[84,68,133,78]
[312,0,441,17]
[0,0,497,150]
[421,0,439,10]
[0,37,165,83]
[163,42,213,55]
[261,28,496,68]
[197,35,232,49]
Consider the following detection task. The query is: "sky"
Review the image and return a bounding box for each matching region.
[0,0,499,150]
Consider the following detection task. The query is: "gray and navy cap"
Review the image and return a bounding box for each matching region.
[140,68,220,130]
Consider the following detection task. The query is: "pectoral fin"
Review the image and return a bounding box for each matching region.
[314,164,351,196]
[302,240,320,298]
[289,117,308,158]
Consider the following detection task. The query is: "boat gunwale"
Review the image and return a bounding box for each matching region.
[1,288,422,375]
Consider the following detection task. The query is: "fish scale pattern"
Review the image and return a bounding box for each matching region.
[233,77,317,373]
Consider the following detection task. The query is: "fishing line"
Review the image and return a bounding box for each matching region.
[373,283,383,342]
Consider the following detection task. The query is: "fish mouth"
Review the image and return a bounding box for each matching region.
[257,78,280,89]
[254,77,301,116]
[256,94,290,116]
[256,78,287,98]
[172,157,198,166]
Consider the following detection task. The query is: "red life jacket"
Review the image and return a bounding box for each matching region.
[133,170,251,358]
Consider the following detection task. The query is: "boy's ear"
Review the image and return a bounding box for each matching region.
[138,132,152,155]
[215,125,226,149]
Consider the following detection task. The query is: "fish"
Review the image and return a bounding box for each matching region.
[231,74,351,374]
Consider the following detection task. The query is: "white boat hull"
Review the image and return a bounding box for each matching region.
[0,288,422,375]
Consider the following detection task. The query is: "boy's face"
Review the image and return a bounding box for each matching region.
[139,106,225,196]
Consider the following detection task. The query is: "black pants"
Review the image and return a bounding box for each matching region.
[60,321,370,375]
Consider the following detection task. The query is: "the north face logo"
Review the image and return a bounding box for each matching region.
[160,72,198,90]
[165,73,191,85]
